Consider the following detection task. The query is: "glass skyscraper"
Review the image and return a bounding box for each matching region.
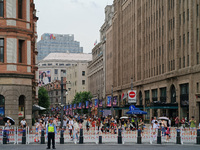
[37,33,83,60]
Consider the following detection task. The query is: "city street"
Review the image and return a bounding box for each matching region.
[0,144,200,150]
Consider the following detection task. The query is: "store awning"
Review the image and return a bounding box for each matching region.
[32,104,46,111]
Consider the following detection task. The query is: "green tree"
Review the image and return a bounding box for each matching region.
[72,91,93,114]
[38,87,50,113]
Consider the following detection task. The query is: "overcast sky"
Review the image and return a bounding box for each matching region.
[34,0,113,53]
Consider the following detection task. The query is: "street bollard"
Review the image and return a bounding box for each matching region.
[176,129,181,144]
[79,129,84,144]
[22,129,26,144]
[157,128,161,144]
[118,129,122,144]
[137,129,142,144]
[197,129,200,144]
[99,135,102,144]
[60,129,64,144]
[3,130,7,144]
[40,130,45,144]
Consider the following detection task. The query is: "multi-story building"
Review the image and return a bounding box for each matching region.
[0,0,38,125]
[37,33,83,60]
[66,63,89,104]
[43,80,66,107]
[106,0,200,124]
[88,5,114,105]
[38,53,92,87]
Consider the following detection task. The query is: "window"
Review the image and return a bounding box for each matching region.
[187,55,189,66]
[173,17,175,28]
[179,58,181,69]
[183,34,185,45]
[48,63,52,66]
[197,4,199,16]
[187,9,189,21]
[187,32,189,43]
[82,71,85,76]
[197,52,199,64]
[180,83,189,95]
[179,36,181,47]
[183,12,185,23]
[197,28,199,40]
[0,0,3,17]
[59,64,64,66]
[18,40,24,63]
[82,80,85,85]
[54,69,58,74]
[42,64,46,66]
[160,88,166,103]
[197,83,199,93]
[0,39,4,63]
[179,14,181,25]
[56,91,58,95]
[145,90,150,106]
[183,56,185,68]
[152,89,158,101]
[18,0,23,19]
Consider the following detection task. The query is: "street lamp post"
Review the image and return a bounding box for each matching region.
[60,77,64,128]
[111,85,114,117]
[81,95,83,115]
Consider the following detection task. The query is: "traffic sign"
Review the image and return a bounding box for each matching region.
[128,90,137,103]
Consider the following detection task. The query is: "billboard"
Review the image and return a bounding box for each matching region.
[107,96,111,107]
[39,70,51,86]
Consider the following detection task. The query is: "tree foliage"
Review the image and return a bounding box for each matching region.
[72,91,93,104]
[38,87,50,110]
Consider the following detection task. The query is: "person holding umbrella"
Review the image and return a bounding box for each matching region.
[46,118,57,149]
[4,119,11,143]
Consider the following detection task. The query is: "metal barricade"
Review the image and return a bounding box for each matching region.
[181,127,197,144]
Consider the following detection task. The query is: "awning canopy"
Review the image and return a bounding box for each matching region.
[32,104,46,111]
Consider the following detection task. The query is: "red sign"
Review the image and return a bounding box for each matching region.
[129,91,136,99]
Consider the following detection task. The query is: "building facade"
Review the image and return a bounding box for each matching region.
[37,33,83,60]
[38,53,92,87]
[43,80,66,107]
[106,0,200,125]
[88,5,114,106]
[66,63,89,104]
[0,0,38,125]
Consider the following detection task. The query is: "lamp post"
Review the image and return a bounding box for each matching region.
[111,85,114,117]
[81,95,83,115]
[60,77,64,128]
[97,90,99,117]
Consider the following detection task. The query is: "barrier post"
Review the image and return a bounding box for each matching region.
[22,129,26,144]
[157,128,161,144]
[60,129,64,144]
[176,129,181,144]
[137,129,142,144]
[197,129,200,144]
[41,130,45,144]
[79,128,83,144]
[118,129,122,144]
[3,130,7,144]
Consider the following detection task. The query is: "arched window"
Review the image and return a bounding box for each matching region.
[171,85,176,103]
[139,91,143,105]
[18,95,25,120]
[0,95,5,125]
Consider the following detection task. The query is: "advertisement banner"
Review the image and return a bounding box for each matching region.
[0,107,4,121]
[95,99,98,108]
[107,96,111,107]
[82,103,85,109]
[66,105,69,111]
[63,106,66,111]
[99,100,102,107]
[39,70,51,86]
[70,104,72,110]
[113,96,118,106]
[78,102,82,109]
[86,101,89,109]
[73,104,76,110]
[90,101,93,108]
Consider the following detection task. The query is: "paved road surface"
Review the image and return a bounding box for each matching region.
[0,144,199,150]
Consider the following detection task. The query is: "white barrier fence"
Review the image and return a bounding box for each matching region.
[0,126,199,144]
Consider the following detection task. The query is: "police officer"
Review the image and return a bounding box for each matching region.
[46,118,57,149]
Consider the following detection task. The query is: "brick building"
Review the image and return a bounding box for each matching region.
[106,0,200,125]
[0,0,38,125]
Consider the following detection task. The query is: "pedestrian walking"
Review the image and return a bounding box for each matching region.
[46,118,57,149]
[4,119,11,143]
